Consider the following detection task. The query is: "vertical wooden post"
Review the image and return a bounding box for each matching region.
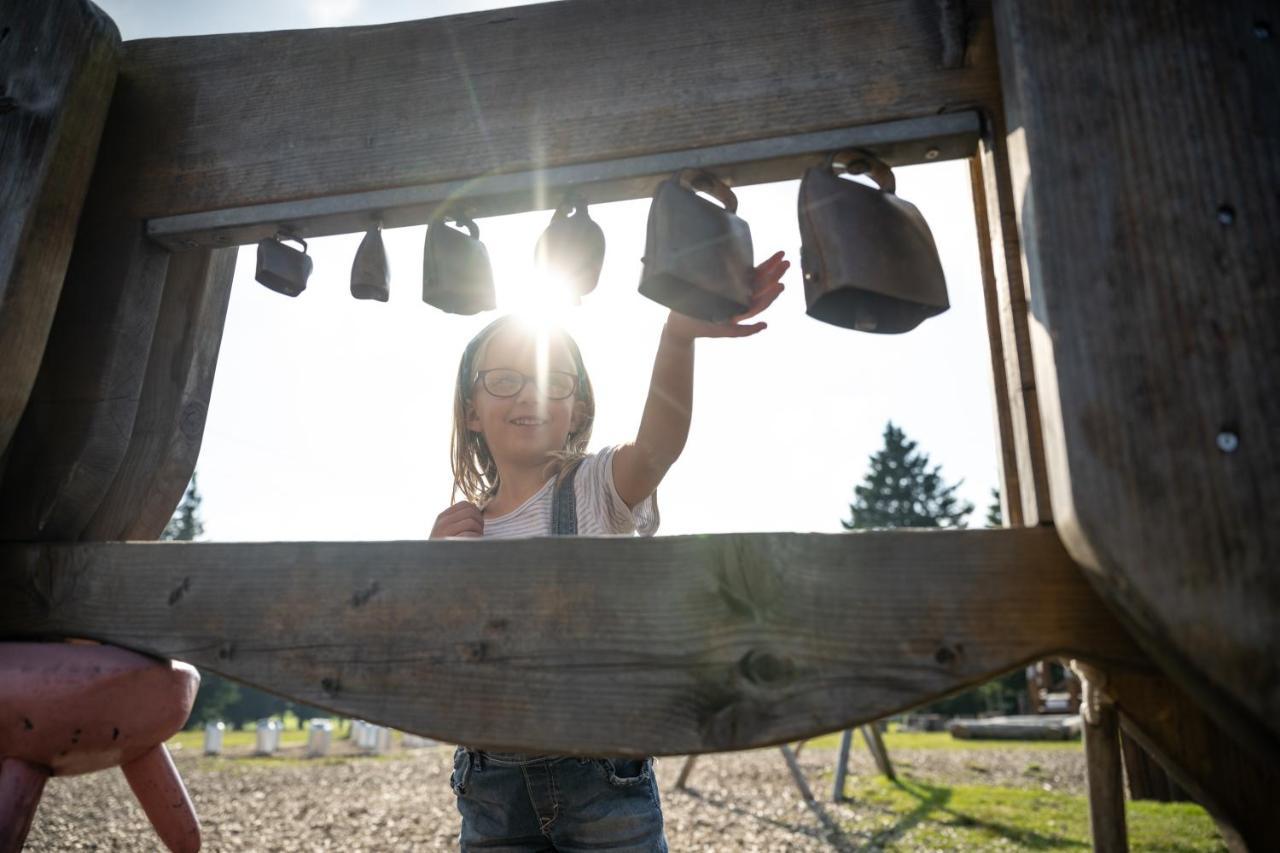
[831,729,853,801]
[969,128,1052,527]
[1079,671,1128,853]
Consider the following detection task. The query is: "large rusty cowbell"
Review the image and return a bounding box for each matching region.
[638,169,755,322]
[422,216,496,315]
[798,150,949,333]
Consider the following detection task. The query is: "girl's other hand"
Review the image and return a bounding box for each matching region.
[430,501,484,538]
[664,250,788,341]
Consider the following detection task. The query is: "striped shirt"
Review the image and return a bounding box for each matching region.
[482,445,660,538]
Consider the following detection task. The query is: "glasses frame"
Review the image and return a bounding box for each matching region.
[474,368,581,401]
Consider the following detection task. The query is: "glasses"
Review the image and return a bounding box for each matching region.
[475,368,579,400]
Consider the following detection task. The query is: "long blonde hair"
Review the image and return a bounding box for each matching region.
[449,315,595,505]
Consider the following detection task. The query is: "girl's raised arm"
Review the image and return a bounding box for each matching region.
[612,251,788,509]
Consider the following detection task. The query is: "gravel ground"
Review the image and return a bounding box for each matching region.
[25,742,1085,851]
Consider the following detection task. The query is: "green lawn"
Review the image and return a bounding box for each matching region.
[842,776,1225,852]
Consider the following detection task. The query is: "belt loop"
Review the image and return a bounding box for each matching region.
[471,749,485,772]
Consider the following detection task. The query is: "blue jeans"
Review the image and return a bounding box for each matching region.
[451,747,668,852]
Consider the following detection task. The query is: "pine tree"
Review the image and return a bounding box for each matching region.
[843,422,974,530]
[986,487,1003,528]
[162,473,205,541]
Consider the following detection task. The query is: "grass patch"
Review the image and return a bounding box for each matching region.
[841,776,1225,852]
[806,728,1083,752]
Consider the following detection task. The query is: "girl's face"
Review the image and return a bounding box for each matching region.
[465,325,585,468]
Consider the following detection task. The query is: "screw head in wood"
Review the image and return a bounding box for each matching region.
[925,147,940,160]
[1216,431,1239,453]
[1253,20,1272,39]
[1216,205,1236,225]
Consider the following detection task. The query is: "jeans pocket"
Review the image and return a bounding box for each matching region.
[596,756,652,788]
[451,747,474,796]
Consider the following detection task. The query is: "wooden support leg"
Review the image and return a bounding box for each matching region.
[674,754,697,790]
[779,744,814,802]
[1079,674,1128,853]
[120,744,200,853]
[0,758,48,853]
[1103,668,1280,852]
[831,729,852,802]
[862,724,895,781]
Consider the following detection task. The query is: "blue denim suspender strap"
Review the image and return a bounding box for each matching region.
[550,459,582,536]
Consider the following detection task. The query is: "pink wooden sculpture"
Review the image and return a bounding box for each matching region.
[0,643,201,852]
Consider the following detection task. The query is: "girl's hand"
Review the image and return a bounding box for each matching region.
[430,501,484,538]
[664,250,788,341]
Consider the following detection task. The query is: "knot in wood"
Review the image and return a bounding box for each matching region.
[737,649,794,687]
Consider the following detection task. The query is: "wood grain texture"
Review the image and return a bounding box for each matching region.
[82,247,237,541]
[0,529,1144,756]
[0,173,170,540]
[992,0,1280,753]
[108,0,1001,221]
[1082,682,1128,853]
[1106,669,1280,853]
[0,0,120,459]
[973,130,1051,526]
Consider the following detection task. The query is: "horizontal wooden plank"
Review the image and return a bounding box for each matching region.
[0,0,119,458]
[993,0,1280,752]
[146,113,980,250]
[108,0,1001,226]
[0,529,1144,756]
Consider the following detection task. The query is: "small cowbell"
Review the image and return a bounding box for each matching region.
[798,150,949,333]
[350,222,391,302]
[422,216,495,315]
[255,232,313,297]
[638,169,754,322]
[534,195,605,303]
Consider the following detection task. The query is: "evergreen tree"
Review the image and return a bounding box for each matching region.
[843,422,974,530]
[162,473,205,541]
[986,487,1003,528]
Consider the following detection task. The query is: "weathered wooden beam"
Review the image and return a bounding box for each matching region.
[0,529,1144,756]
[971,131,1051,527]
[82,247,237,541]
[147,113,981,250]
[992,0,1280,756]
[0,194,169,541]
[103,0,1002,234]
[0,0,120,459]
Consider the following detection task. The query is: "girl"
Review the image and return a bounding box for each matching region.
[430,250,788,852]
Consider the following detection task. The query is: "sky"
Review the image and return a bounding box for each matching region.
[96,0,1001,540]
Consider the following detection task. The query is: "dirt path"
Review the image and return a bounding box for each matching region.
[25,743,1086,851]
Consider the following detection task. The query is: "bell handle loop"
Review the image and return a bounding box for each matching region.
[675,168,738,213]
[275,229,308,253]
[552,192,588,221]
[452,215,480,240]
[828,149,896,195]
